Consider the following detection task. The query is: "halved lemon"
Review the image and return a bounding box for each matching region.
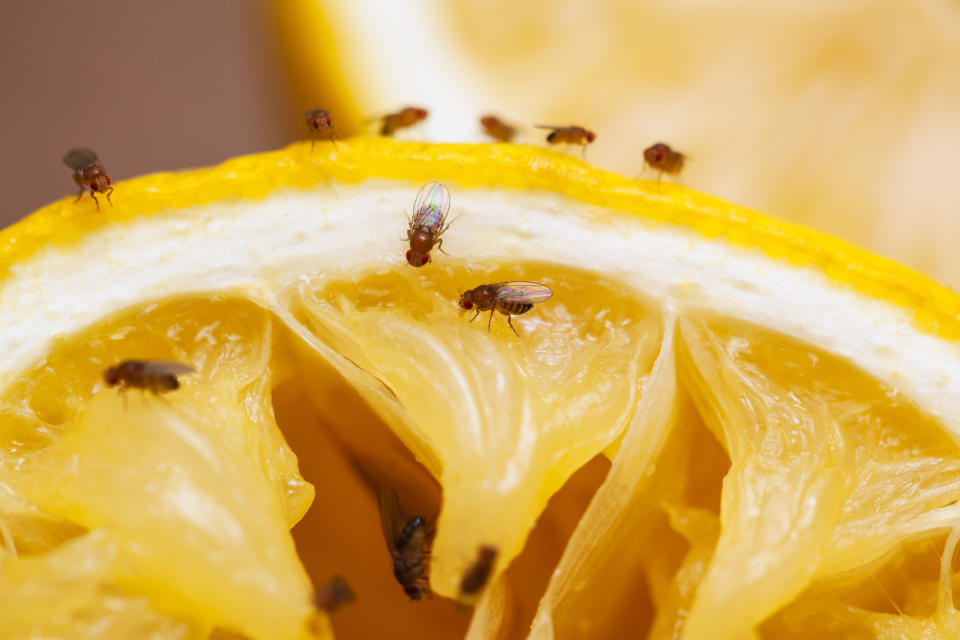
[1,138,959,639]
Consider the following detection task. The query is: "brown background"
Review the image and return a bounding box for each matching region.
[0,1,299,221]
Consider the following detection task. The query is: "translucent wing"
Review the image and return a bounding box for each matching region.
[139,360,196,376]
[378,489,403,553]
[494,282,554,304]
[411,182,450,232]
[63,147,100,170]
[534,124,565,132]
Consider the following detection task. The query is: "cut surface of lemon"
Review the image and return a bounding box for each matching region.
[1,138,960,639]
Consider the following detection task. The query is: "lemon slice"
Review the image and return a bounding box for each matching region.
[1,138,959,639]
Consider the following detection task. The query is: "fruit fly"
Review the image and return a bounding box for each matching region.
[460,545,497,596]
[643,142,685,179]
[535,125,596,160]
[379,489,431,600]
[379,107,428,136]
[103,360,195,394]
[304,109,337,150]
[312,574,355,613]
[480,115,516,142]
[458,281,554,336]
[406,181,452,267]
[63,147,113,209]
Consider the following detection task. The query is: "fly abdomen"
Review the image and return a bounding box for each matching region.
[396,516,427,549]
[499,302,534,316]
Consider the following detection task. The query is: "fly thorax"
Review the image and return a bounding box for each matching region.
[410,229,434,253]
[473,286,498,310]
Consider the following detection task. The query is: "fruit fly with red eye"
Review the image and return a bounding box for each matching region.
[535,125,596,160]
[480,115,516,142]
[312,574,355,613]
[379,489,432,600]
[458,281,553,336]
[63,147,113,210]
[103,360,195,395]
[643,142,685,179]
[460,545,497,597]
[379,106,428,136]
[406,181,453,267]
[304,109,338,151]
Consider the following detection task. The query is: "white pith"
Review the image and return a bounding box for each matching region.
[2,180,959,438]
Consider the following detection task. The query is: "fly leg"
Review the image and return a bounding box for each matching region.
[436,238,449,255]
[73,174,85,202]
[487,309,495,332]
[89,191,100,211]
[506,315,520,337]
[468,309,480,323]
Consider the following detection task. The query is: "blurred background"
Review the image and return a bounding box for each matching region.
[2,0,959,287]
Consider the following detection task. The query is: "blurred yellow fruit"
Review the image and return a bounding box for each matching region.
[282,0,960,288]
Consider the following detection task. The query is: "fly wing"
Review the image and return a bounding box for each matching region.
[495,282,554,304]
[411,182,450,231]
[534,124,565,132]
[63,147,100,170]
[139,360,196,376]
[378,489,403,553]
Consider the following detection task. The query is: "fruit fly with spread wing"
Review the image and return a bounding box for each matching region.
[458,281,554,336]
[312,574,355,612]
[535,125,596,160]
[304,109,338,150]
[379,489,431,600]
[379,106,428,136]
[643,142,685,179]
[103,360,195,395]
[63,147,113,209]
[406,181,452,267]
[480,115,516,142]
[460,545,497,596]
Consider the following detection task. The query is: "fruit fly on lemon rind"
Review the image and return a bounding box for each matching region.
[378,106,428,137]
[304,109,338,151]
[643,142,685,181]
[458,281,554,336]
[63,147,114,210]
[535,125,596,160]
[406,181,452,267]
[480,115,517,142]
[378,489,432,600]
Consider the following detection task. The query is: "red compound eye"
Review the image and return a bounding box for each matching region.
[421,254,429,265]
[89,181,98,190]
[462,300,474,310]
[405,250,413,261]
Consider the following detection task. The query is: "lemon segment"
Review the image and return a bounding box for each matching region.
[0,300,316,640]
[297,264,661,596]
